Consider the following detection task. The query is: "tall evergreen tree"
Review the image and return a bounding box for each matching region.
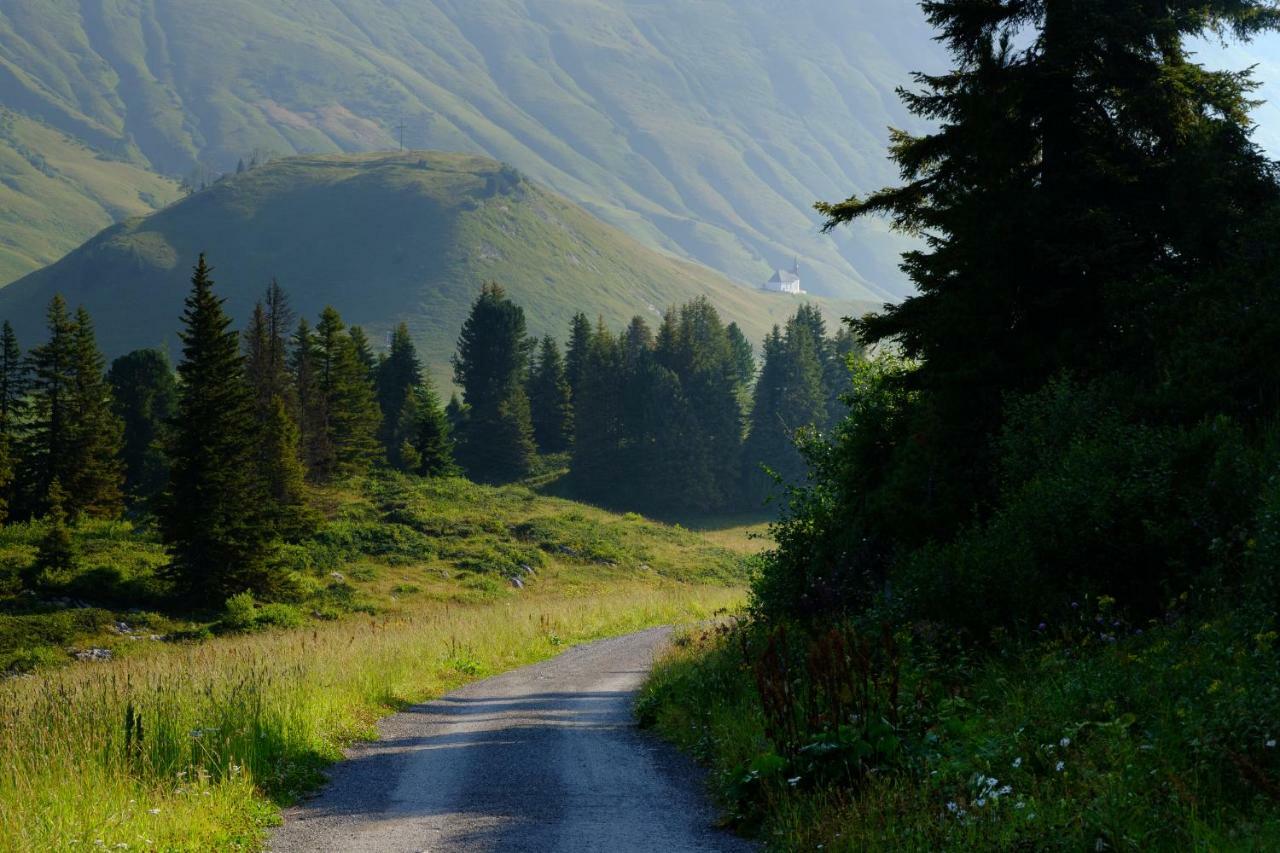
[315,307,382,479]
[452,284,535,482]
[349,325,378,378]
[817,0,1280,536]
[571,321,623,497]
[527,336,572,453]
[163,255,273,601]
[398,380,457,477]
[376,323,424,467]
[726,321,756,389]
[290,318,331,477]
[19,296,76,518]
[565,311,592,402]
[244,280,295,413]
[0,322,24,521]
[65,308,126,518]
[258,394,313,539]
[108,349,178,503]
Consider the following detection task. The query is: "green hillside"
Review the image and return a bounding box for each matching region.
[0,151,868,380]
[0,109,180,284]
[0,0,942,297]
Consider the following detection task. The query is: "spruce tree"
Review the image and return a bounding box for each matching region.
[0,322,24,521]
[570,322,623,498]
[315,307,382,479]
[163,255,272,602]
[290,318,331,477]
[399,380,458,477]
[259,394,313,539]
[66,307,125,518]
[565,311,592,402]
[376,323,424,467]
[527,335,572,453]
[452,284,535,482]
[817,0,1280,535]
[108,349,178,503]
[20,296,76,518]
[349,325,378,378]
[30,479,75,586]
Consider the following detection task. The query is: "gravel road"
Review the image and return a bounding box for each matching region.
[268,626,755,852]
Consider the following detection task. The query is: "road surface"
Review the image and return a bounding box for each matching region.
[269,626,755,852]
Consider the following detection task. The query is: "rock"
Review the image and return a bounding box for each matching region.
[73,648,113,662]
[520,564,536,576]
[509,576,525,589]
[329,571,346,582]
[111,621,132,634]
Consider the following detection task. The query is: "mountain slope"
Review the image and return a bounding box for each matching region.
[0,109,180,284]
[0,0,945,297]
[0,151,867,380]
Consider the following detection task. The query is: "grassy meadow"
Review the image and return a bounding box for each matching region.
[0,473,754,850]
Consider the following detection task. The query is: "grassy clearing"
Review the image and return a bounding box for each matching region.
[639,602,1280,851]
[0,472,753,850]
[0,473,754,669]
[1,584,742,851]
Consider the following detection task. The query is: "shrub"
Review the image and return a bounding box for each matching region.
[255,603,303,629]
[220,592,258,632]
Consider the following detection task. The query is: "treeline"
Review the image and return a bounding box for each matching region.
[0,256,455,605]
[0,260,851,606]
[447,284,859,513]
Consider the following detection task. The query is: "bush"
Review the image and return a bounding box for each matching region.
[220,592,258,632]
[255,603,303,629]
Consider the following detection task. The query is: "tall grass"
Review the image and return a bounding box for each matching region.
[0,583,742,851]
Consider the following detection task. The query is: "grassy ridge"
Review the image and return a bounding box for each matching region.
[0,110,180,283]
[0,0,937,296]
[0,152,868,385]
[0,473,756,850]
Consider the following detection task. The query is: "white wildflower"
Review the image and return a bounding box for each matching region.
[1267,739,1277,749]
[1012,757,1023,769]
[998,785,1013,797]
[147,809,160,816]
[1015,801,1026,810]
[975,798,986,808]
[1060,737,1071,747]
[786,776,802,787]
[1055,761,1065,772]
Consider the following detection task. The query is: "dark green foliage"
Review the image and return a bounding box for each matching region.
[244,280,295,413]
[0,321,24,520]
[375,323,424,467]
[527,335,572,453]
[258,395,314,540]
[348,325,377,377]
[452,283,535,482]
[743,312,828,505]
[290,317,330,477]
[162,255,274,602]
[30,480,76,586]
[20,298,125,519]
[107,349,177,503]
[314,307,382,480]
[397,380,457,477]
[564,311,592,401]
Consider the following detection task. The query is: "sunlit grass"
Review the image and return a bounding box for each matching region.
[0,582,743,851]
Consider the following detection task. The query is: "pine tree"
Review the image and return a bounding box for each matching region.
[315,307,382,479]
[816,0,1280,534]
[290,317,332,477]
[108,350,178,503]
[19,296,76,518]
[376,323,424,467]
[571,321,623,499]
[726,322,756,389]
[244,281,295,413]
[743,314,826,504]
[0,322,24,522]
[348,325,378,378]
[66,307,125,517]
[162,255,273,602]
[565,311,592,402]
[258,394,313,539]
[399,381,457,477]
[452,284,535,482]
[30,479,75,586]
[527,336,572,453]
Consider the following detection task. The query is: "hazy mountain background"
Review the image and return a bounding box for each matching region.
[0,0,949,298]
[0,151,866,384]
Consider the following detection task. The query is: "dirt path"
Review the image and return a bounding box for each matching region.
[268,626,755,852]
